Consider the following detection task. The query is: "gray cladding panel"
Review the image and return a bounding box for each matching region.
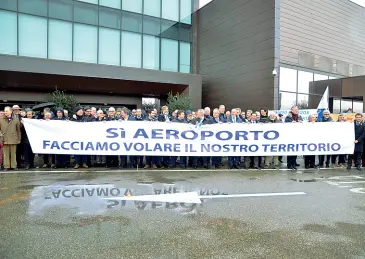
[280,0,365,75]
[198,0,276,110]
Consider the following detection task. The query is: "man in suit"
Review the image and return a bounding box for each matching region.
[211,108,226,169]
[169,110,188,169]
[118,109,136,168]
[204,107,213,120]
[244,113,261,169]
[219,105,226,120]
[190,109,213,169]
[285,106,303,170]
[227,109,243,169]
[347,113,365,171]
[158,106,171,168]
[0,106,21,171]
[317,110,333,168]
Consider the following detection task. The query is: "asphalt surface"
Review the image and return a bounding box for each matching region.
[0,168,365,259]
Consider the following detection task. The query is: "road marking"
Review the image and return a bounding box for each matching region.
[103,192,307,204]
[335,181,365,184]
[350,188,365,194]
[328,175,364,180]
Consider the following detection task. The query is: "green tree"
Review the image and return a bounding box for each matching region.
[166,92,192,113]
[48,90,79,114]
[142,101,158,112]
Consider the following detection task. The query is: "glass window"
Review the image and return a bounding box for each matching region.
[180,0,192,24]
[19,14,47,58]
[143,16,160,36]
[161,38,178,72]
[73,24,97,63]
[180,41,191,73]
[122,0,142,13]
[162,0,179,21]
[279,67,297,92]
[77,0,97,4]
[74,1,98,25]
[99,28,120,66]
[0,10,17,55]
[180,23,192,42]
[353,100,363,113]
[297,71,312,94]
[48,20,72,61]
[297,94,309,109]
[99,0,121,9]
[333,98,341,114]
[122,11,142,33]
[49,0,73,21]
[0,0,17,11]
[18,0,47,17]
[329,76,337,80]
[99,6,121,29]
[143,35,160,70]
[121,31,141,68]
[279,92,296,110]
[314,74,328,82]
[161,20,179,40]
[341,99,353,113]
[144,0,161,17]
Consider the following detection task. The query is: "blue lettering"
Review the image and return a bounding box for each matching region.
[152,129,163,139]
[212,144,221,152]
[308,143,316,151]
[43,140,50,149]
[50,141,60,150]
[123,143,133,151]
[71,142,79,150]
[110,143,120,151]
[61,141,70,150]
[332,143,341,152]
[222,145,230,152]
[166,130,179,139]
[264,130,279,140]
[106,128,118,138]
[216,131,233,141]
[154,143,163,152]
[181,130,198,140]
[173,144,181,152]
[235,131,248,140]
[270,144,278,152]
[240,145,248,152]
[278,144,286,152]
[85,142,94,151]
[201,144,210,152]
[164,143,172,152]
[201,131,214,140]
[134,129,149,139]
[134,143,144,151]
[287,144,295,152]
[251,131,264,140]
[262,144,270,152]
[249,145,259,152]
[318,143,326,151]
[96,142,108,151]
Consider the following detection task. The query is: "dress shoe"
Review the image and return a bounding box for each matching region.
[357,165,361,171]
[82,164,88,169]
[325,164,330,168]
[13,168,18,171]
[347,164,351,170]
[296,163,300,166]
[144,165,150,169]
[3,168,8,172]
[74,164,80,169]
[234,165,240,169]
[152,164,158,169]
[25,165,30,170]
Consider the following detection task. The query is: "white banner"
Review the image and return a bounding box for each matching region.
[23,119,355,156]
[270,109,317,122]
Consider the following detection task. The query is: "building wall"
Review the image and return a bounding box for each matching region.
[197,0,279,110]
[280,0,365,77]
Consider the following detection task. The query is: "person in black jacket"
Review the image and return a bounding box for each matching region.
[304,114,318,169]
[284,106,303,170]
[22,110,35,170]
[52,108,68,168]
[95,110,107,167]
[189,109,213,169]
[118,109,136,168]
[71,107,88,169]
[144,110,160,169]
[158,106,171,168]
[258,107,268,123]
[169,110,188,168]
[211,108,226,169]
[347,113,365,171]
[317,110,333,168]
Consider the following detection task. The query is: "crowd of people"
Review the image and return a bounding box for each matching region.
[0,104,364,172]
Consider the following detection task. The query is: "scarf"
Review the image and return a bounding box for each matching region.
[292,113,298,121]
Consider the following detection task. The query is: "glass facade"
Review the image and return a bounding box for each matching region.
[0,0,193,73]
[279,65,363,113]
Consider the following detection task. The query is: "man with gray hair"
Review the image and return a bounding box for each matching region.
[0,106,21,171]
[190,109,213,169]
[317,109,333,168]
[204,107,213,120]
[219,105,226,120]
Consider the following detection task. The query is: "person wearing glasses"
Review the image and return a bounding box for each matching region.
[317,110,333,168]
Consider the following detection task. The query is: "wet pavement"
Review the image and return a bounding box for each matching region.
[0,168,365,259]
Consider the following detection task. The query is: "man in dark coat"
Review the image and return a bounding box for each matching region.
[347,113,365,171]
[285,106,303,170]
[258,107,268,123]
[71,107,88,169]
[317,110,333,168]
[227,109,243,169]
[211,108,226,169]
[158,106,171,168]
[118,109,136,168]
[53,108,68,168]
[189,109,213,169]
[144,110,159,169]
[169,110,188,168]
[305,114,318,169]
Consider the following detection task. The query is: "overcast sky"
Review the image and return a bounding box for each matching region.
[199,0,365,8]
